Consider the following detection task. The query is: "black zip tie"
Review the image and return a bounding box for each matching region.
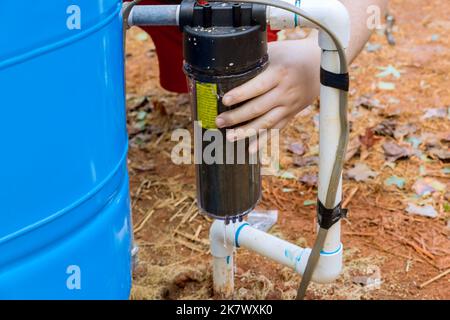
[320,67,349,92]
[317,200,347,230]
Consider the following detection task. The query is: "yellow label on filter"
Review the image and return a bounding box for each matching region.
[196,82,218,129]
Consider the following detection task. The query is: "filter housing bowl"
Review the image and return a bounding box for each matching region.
[182,1,268,222]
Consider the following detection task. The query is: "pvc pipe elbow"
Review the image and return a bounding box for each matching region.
[268,0,350,50]
[313,244,343,283]
[296,245,343,283]
[302,0,350,50]
[209,220,236,258]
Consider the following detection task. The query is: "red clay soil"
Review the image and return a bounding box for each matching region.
[125,0,449,300]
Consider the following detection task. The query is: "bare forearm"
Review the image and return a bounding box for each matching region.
[340,0,389,61]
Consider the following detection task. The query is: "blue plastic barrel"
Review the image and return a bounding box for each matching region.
[0,0,132,299]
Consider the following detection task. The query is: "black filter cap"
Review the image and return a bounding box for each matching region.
[181,1,268,75]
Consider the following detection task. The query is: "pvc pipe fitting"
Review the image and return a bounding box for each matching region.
[210,220,343,284]
[268,0,350,50]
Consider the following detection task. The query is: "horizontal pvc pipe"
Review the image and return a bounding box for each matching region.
[128,5,180,27]
[237,223,311,274]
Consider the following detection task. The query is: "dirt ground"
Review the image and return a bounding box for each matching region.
[125,0,450,300]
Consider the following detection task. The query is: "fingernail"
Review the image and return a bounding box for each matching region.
[222,95,233,106]
[216,117,225,128]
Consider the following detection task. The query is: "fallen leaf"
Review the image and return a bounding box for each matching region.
[374,119,396,137]
[346,163,378,182]
[378,82,396,90]
[406,203,438,218]
[303,200,316,206]
[345,137,361,161]
[288,142,306,156]
[413,178,446,196]
[382,107,401,118]
[421,132,441,149]
[130,133,152,146]
[384,176,406,189]
[376,65,402,79]
[293,156,319,167]
[152,98,168,116]
[127,95,149,111]
[299,174,318,187]
[405,136,422,149]
[359,128,381,148]
[428,147,450,161]
[394,123,417,140]
[136,111,148,121]
[422,107,448,120]
[130,161,155,172]
[279,171,296,180]
[353,95,384,110]
[382,141,414,161]
[366,43,382,53]
[131,120,147,133]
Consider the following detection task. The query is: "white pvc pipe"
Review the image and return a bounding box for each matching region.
[210,221,235,298]
[237,223,311,274]
[268,0,350,50]
[212,256,234,298]
[319,50,343,254]
[210,220,343,294]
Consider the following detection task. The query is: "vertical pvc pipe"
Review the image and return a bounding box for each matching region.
[212,256,234,298]
[318,50,342,253]
[210,221,235,298]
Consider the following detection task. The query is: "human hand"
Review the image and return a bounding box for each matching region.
[215,31,322,153]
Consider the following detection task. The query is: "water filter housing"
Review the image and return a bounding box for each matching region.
[182,1,268,222]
